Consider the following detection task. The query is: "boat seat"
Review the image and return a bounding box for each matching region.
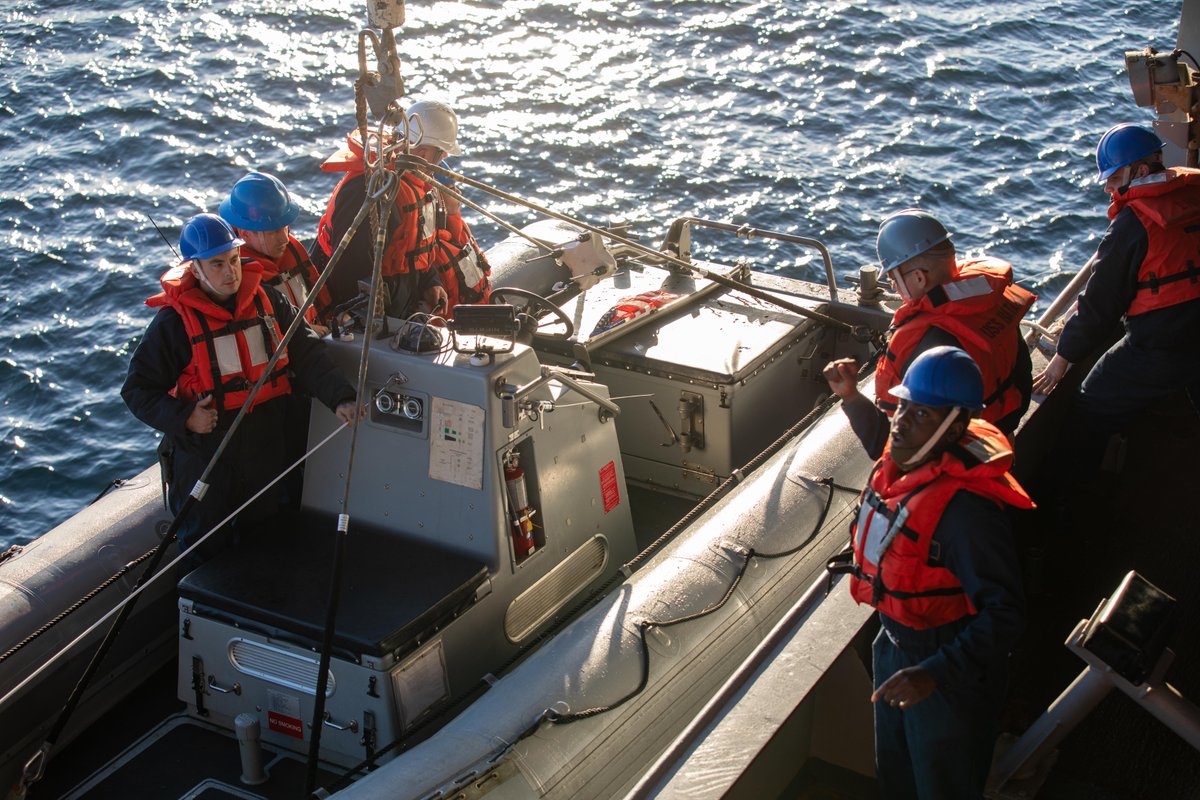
[177,512,488,659]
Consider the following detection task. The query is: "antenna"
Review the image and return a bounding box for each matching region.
[145,213,182,262]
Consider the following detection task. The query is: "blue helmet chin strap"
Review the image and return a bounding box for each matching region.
[191,261,235,301]
[895,406,961,469]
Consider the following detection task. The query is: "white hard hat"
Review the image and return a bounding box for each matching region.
[407,99,461,156]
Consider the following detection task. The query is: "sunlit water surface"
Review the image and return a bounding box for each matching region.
[0,0,1181,542]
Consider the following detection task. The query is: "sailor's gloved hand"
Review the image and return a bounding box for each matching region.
[185,395,218,434]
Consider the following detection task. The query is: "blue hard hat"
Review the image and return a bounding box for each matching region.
[891,346,984,410]
[218,171,300,232]
[178,213,244,264]
[876,209,952,273]
[1095,124,1163,182]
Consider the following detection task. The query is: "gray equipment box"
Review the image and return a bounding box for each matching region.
[177,514,487,766]
[563,266,866,497]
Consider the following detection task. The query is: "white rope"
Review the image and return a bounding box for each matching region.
[0,422,348,712]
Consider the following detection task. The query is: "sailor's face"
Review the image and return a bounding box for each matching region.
[192,248,242,300]
[240,226,289,260]
[412,144,447,165]
[889,399,952,469]
[887,266,929,302]
[1104,166,1131,197]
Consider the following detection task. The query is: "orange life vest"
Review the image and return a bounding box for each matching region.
[315,130,439,280]
[387,173,439,277]
[242,235,333,324]
[875,258,1035,423]
[433,212,491,314]
[1108,167,1200,317]
[843,419,1034,630]
[146,262,291,412]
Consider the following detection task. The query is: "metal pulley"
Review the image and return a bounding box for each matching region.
[359,28,405,119]
[367,0,405,30]
[359,0,407,120]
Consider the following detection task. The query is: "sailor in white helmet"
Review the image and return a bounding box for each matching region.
[410,100,493,316]
[311,100,452,316]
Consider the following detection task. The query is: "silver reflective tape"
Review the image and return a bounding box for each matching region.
[458,248,485,287]
[285,273,309,306]
[243,326,268,367]
[420,200,436,238]
[942,275,991,301]
[865,505,910,566]
[213,334,241,377]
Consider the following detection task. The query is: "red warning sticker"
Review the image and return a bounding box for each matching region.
[600,460,620,513]
[268,689,304,740]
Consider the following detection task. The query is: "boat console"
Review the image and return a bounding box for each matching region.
[176,329,639,765]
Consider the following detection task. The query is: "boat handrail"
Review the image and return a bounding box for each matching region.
[1023,254,1096,347]
[495,365,621,429]
[393,155,867,338]
[661,216,840,303]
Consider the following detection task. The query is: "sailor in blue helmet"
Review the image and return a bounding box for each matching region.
[1033,124,1200,467]
[121,213,357,565]
[826,210,1035,460]
[220,171,334,336]
[826,347,1033,799]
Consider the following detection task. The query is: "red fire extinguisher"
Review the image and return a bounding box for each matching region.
[504,452,537,560]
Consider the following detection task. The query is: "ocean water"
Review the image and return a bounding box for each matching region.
[0,0,1182,543]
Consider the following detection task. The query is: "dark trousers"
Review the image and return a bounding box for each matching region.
[166,402,292,568]
[1069,336,1200,470]
[872,629,1004,800]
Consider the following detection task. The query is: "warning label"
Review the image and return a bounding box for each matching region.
[267,689,304,740]
[600,460,620,513]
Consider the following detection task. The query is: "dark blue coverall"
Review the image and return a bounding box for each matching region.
[121,284,355,563]
[1056,196,1200,464]
[845,401,1026,800]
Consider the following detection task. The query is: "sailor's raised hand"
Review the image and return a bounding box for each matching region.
[186,394,218,434]
[822,358,861,401]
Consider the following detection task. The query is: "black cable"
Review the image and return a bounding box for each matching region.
[87,478,126,506]
[1177,48,1199,69]
[548,475,839,725]
[304,169,400,796]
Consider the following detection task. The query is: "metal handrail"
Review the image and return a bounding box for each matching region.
[662,216,839,302]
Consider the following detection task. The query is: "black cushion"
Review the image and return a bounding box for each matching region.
[178,512,488,658]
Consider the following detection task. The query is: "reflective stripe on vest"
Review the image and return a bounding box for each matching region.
[875,258,1034,423]
[842,420,1034,630]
